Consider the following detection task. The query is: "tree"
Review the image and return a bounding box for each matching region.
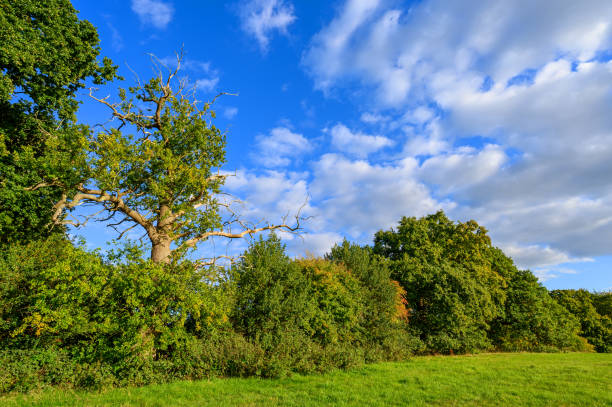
[550,289,612,352]
[373,211,507,353]
[0,0,117,243]
[32,54,301,263]
[591,291,612,318]
[487,249,587,352]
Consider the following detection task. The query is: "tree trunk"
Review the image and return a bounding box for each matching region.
[151,203,173,263]
[151,237,171,263]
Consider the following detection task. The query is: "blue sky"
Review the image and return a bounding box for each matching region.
[70,0,612,291]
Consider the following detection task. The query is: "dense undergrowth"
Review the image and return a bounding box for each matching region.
[1,213,610,394]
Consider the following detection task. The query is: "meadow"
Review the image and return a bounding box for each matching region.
[3,353,611,407]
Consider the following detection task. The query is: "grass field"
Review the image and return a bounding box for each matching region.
[2,353,611,406]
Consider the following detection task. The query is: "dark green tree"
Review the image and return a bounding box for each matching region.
[487,248,587,351]
[373,211,506,353]
[0,0,117,243]
[591,291,612,318]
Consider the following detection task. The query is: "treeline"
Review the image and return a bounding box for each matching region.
[1,212,610,393]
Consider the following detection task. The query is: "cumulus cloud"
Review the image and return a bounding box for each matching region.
[239,0,296,52]
[251,127,312,167]
[360,112,389,124]
[328,123,393,157]
[156,56,220,93]
[220,150,447,257]
[300,0,612,279]
[419,144,507,195]
[503,244,592,271]
[131,0,174,29]
[289,231,345,257]
[310,154,445,238]
[303,0,612,104]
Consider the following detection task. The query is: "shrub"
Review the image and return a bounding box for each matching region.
[550,289,612,353]
[326,240,423,359]
[591,291,612,318]
[231,235,418,376]
[0,237,237,390]
[0,348,115,393]
[0,236,112,350]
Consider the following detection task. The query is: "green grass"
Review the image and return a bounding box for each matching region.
[2,353,611,406]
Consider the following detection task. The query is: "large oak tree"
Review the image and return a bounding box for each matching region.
[33,55,301,263]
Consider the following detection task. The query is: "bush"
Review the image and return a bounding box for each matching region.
[550,289,612,353]
[0,348,115,393]
[231,235,418,376]
[591,291,612,318]
[326,240,423,359]
[0,236,111,350]
[0,237,237,390]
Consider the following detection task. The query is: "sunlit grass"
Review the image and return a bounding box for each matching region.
[3,353,611,406]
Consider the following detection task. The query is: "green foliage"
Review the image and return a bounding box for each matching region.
[0,237,237,390]
[0,349,115,394]
[231,235,419,377]
[591,291,612,318]
[326,240,423,359]
[231,236,360,376]
[373,211,506,353]
[0,0,118,243]
[488,251,588,352]
[232,235,314,349]
[0,212,603,393]
[550,289,612,353]
[0,0,116,118]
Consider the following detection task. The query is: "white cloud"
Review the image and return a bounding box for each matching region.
[304,0,612,104]
[156,56,220,93]
[224,107,239,119]
[329,123,393,157]
[220,151,447,257]
[239,0,296,52]
[289,232,344,258]
[223,169,313,231]
[158,56,212,73]
[503,244,592,271]
[532,268,578,283]
[301,0,612,279]
[106,22,124,52]
[302,0,381,90]
[252,127,312,167]
[195,77,220,92]
[310,153,445,238]
[360,112,389,124]
[131,0,174,29]
[419,144,507,195]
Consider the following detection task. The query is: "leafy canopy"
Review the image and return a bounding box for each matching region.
[0,0,117,243]
[34,54,299,263]
[373,211,507,353]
